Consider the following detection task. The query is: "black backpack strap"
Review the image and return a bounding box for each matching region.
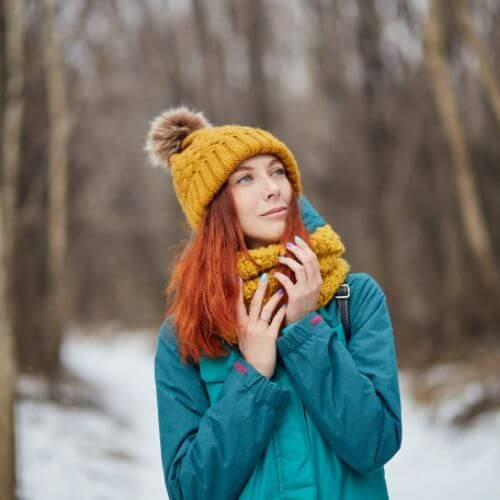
[334,283,351,343]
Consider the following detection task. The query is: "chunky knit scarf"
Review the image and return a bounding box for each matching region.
[220,224,351,345]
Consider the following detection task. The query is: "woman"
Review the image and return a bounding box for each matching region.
[146,106,402,500]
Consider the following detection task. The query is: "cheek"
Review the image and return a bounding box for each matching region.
[282,179,293,203]
[234,191,258,218]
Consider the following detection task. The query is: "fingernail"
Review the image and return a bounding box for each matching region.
[260,273,268,282]
[278,256,285,262]
[286,242,294,249]
[277,288,284,295]
[294,235,303,243]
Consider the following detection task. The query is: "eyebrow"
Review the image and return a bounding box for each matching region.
[233,157,282,173]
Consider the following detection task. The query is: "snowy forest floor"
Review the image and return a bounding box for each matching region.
[14,325,500,500]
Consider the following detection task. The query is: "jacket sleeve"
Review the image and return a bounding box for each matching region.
[155,320,290,500]
[276,273,402,474]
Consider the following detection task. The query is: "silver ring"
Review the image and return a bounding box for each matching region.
[259,314,270,323]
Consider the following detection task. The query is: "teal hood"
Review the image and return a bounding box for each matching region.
[299,193,327,232]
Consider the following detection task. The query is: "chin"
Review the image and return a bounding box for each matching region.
[256,228,284,244]
[244,218,286,248]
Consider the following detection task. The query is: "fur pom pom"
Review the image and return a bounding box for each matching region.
[144,105,212,170]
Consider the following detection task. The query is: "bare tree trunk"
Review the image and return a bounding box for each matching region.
[455,0,500,127]
[244,0,271,128]
[424,0,500,318]
[41,0,69,380]
[0,0,24,495]
[308,0,350,112]
[439,200,464,355]
[2,0,23,259]
[435,146,465,361]
[191,0,219,118]
[0,191,16,500]
[137,0,185,104]
[355,0,390,286]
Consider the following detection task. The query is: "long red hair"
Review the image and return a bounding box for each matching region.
[163,184,311,364]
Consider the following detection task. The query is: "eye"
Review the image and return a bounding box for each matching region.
[237,174,252,184]
[236,167,285,185]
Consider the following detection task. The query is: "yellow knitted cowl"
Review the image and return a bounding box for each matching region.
[224,224,350,344]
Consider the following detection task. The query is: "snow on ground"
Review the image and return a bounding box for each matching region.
[386,373,500,499]
[15,325,500,500]
[15,324,165,500]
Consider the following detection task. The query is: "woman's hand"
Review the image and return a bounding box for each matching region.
[274,236,323,326]
[236,274,287,379]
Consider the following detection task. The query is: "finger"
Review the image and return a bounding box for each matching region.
[260,288,285,319]
[274,272,294,295]
[248,273,268,322]
[278,255,307,284]
[292,235,312,252]
[293,236,322,283]
[285,241,315,282]
[269,304,287,333]
[236,277,248,324]
[293,235,318,266]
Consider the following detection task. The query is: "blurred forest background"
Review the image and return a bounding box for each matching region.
[1,0,499,497]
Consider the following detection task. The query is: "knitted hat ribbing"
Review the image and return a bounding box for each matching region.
[144,105,302,230]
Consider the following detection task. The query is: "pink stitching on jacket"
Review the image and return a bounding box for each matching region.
[310,314,323,326]
[233,361,248,374]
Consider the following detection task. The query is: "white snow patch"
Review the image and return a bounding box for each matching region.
[386,373,500,499]
[15,326,165,500]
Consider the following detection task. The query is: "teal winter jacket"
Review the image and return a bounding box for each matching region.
[154,194,403,499]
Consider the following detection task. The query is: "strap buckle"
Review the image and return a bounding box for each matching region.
[335,283,350,299]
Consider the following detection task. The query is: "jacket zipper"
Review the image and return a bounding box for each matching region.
[302,403,318,500]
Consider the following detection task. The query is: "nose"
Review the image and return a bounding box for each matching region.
[262,177,280,199]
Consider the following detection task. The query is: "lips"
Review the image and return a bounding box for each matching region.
[261,206,287,216]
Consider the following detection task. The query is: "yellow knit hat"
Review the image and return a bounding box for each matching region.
[144,105,302,230]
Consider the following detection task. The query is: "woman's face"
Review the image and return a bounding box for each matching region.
[227,153,293,249]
